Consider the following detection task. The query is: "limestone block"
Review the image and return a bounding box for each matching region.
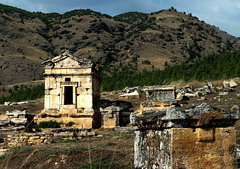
[171,127,237,169]
[196,128,214,142]
[223,80,230,88]
[230,80,238,88]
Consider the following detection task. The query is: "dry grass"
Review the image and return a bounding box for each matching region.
[169,78,237,89]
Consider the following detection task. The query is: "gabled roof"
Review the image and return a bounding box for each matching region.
[42,51,94,68]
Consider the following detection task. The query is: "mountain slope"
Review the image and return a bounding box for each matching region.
[0,4,239,84]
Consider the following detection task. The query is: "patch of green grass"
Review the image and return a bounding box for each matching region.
[102,130,120,138]
[0,153,7,162]
[120,133,135,140]
[11,146,35,153]
[40,141,118,158]
[0,146,35,162]
[38,120,63,128]
[40,146,90,157]
[102,131,134,140]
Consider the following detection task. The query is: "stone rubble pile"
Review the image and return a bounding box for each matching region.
[122,86,142,94]
[0,110,34,130]
[176,79,239,101]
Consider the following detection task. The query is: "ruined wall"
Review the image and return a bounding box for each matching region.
[101,113,119,128]
[134,103,239,169]
[135,127,237,169]
[134,129,171,168]
[145,86,176,104]
[5,129,96,147]
[171,127,237,169]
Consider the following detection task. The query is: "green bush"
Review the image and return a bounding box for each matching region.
[142,60,151,65]
[82,35,88,40]
[38,120,63,128]
[66,121,75,127]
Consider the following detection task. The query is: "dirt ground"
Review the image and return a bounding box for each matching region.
[0,129,134,169]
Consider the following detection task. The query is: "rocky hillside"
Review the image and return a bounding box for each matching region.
[0,4,240,84]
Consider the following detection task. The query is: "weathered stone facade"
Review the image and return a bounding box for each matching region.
[35,51,101,128]
[134,103,239,169]
[136,85,177,116]
[100,100,133,128]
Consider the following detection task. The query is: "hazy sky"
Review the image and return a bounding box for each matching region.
[0,0,239,37]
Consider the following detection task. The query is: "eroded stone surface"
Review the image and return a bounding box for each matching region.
[35,51,101,128]
[134,104,239,169]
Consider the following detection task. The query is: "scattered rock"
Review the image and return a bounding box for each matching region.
[115,126,138,132]
[223,80,238,88]
[185,92,199,98]
[119,90,140,99]
[4,102,11,106]
[183,85,192,93]
[123,86,142,93]
[78,130,96,137]
[207,82,214,88]
[223,87,234,92]
[130,112,137,124]
[230,80,238,88]
[176,92,184,101]
[216,86,223,91]
[219,92,229,96]
[223,80,230,88]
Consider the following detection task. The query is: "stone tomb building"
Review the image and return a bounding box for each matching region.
[134,103,239,168]
[35,51,101,128]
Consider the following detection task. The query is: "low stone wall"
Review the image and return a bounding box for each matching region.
[6,133,54,147]
[4,128,96,147]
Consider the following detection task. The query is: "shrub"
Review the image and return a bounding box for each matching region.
[82,35,88,40]
[66,121,75,127]
[38,120,63,128]
[142,60,151,65]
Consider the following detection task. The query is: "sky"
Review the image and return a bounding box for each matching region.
[0,0,239,37]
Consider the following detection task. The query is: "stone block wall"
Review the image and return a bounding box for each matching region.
[4,128,96,147]
[6,133,54,147]
[134,103,239,169]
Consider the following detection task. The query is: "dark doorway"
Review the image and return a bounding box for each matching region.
[64,86,73,105]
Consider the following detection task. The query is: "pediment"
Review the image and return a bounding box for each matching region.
[42,51,94,69]
[54,57,81,68]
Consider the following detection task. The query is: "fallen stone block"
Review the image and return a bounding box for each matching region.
[185,92,199,97]
[219,92,229,96]
[223,80,230,88]
[230,80,238,88]
[237,94,240,99]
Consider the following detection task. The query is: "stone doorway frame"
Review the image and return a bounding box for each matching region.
[60,82,78,109]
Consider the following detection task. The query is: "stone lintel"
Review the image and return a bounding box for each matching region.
[43,73,94,76]
[144,85,176,91]
[136,103,239,129]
